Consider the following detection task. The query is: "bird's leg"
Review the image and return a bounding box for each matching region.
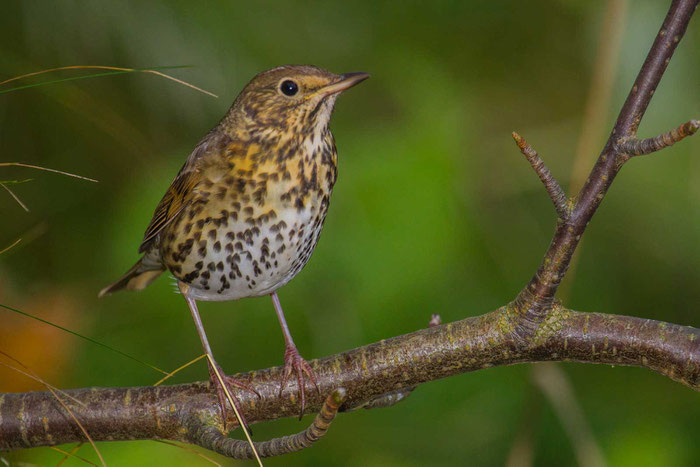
[270,291,320,419]
[179,282,258,431]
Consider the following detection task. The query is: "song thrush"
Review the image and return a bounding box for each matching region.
[99,65,369,426]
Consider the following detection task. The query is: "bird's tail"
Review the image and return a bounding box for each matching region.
[98,258,165,298]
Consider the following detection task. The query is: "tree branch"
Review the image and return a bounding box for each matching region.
[618,119,700,156]
[513,0,699,334]
[0,305,698,453]
[1,0,699,461]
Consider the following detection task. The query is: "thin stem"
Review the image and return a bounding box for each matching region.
[1,182,29,211]
[618,119,700,156]
[515,0,699,325]
[0,162,98,183]
[187,389,346,459]
[206,355,263,466]
[511,132,570,220]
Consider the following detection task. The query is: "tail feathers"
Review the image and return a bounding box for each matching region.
[98,260,165,298]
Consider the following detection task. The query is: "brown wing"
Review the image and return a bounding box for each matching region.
[138,129,226,253]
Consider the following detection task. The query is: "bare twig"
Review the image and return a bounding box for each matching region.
[187,388,346,460]
[560,0,629,300]
[569,0,629,193]
[527,5,627,464]
[618,119,700,156]
[512,132,570,220]
[514,0,700,332]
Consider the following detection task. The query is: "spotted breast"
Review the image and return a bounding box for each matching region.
[161,123,338,301]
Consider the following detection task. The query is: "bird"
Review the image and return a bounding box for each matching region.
[99,65,369,427]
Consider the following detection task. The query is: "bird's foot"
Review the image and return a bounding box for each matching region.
[207,361,259,432]
[280,344,320,419]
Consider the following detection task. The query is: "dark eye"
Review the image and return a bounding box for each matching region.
[280,80,298,96]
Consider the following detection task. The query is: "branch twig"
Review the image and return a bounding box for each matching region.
[618,119,700,156]
[512,132,570,220]
[513,0,700,332]
[187,389,346,459]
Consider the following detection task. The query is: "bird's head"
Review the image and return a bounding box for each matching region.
[224,65,369,138]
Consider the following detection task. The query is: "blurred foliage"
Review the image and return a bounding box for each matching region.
[1,0,698,465]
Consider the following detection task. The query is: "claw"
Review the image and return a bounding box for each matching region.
[280,344,319,419]
[207,361,256,432]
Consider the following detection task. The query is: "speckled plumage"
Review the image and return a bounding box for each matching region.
[100,65,369,424]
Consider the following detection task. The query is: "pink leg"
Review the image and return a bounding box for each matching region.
[179,282,258,430]
[271,291,319,419]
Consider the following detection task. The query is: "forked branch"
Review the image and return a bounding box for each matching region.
[513,0,699,329]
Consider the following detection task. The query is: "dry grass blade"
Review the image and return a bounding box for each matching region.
[0,238,22,256]
[51,444,96,466]
[206,354,263,467]
[1,182,29,211]
[0,352,88,408]
[56,443,85,467]
[0,362,90,409]
[533,364,605,467]
[153,353,207,387]
[0,162,98,183]
[0,303,168,375]
[0,354,106,466]
[0,65,217,98]
[153,440,222,466]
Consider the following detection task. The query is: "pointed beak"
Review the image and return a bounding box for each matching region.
[317,72,370,96]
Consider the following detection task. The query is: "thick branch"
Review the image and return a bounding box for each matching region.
[514,0,699,332]
[1,307,697,452]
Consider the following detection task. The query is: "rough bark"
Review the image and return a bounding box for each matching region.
[0,306,697,453]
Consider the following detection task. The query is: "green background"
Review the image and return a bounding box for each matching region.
[1,1,698,465]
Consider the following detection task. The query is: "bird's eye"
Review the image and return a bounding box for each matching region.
[280,80,299,96]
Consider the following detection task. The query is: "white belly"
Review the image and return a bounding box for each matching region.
[185,205,324,302]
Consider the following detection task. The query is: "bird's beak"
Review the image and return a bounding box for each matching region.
[316,72,370,97]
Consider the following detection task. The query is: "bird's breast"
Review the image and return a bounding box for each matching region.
[161,129,337,301]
